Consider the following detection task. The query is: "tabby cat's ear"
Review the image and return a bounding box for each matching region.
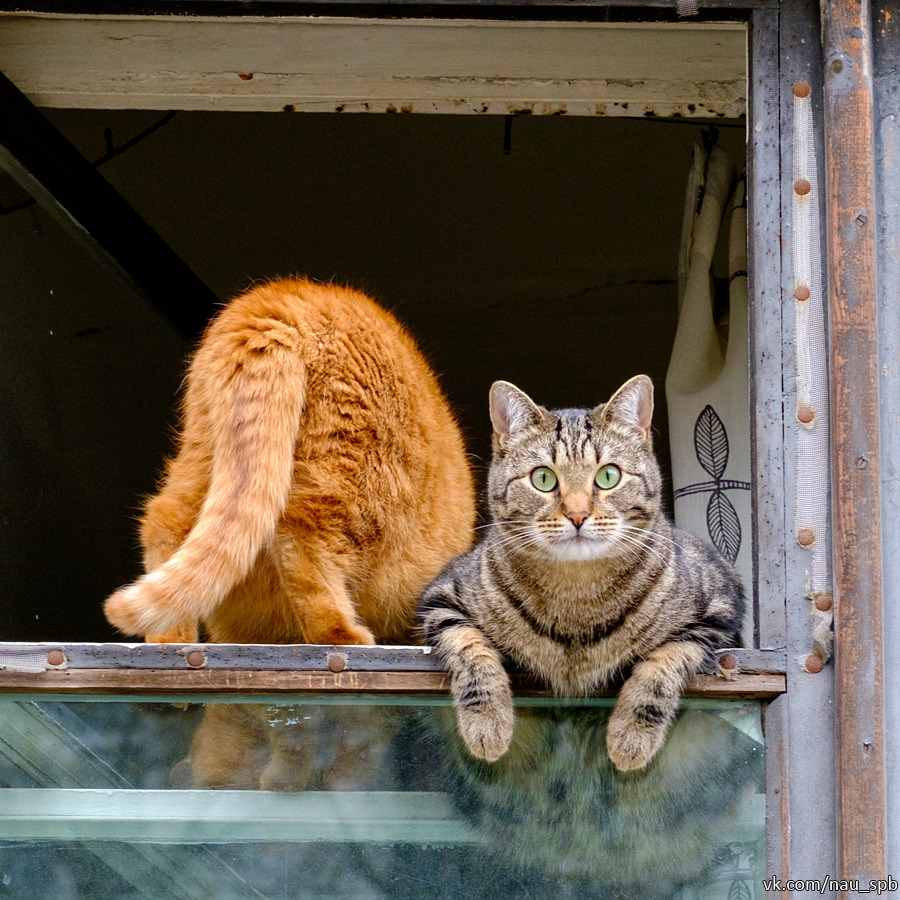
[490,381,546,451]
[593,375,654,444]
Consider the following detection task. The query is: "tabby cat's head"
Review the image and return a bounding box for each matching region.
[486,376,663,563]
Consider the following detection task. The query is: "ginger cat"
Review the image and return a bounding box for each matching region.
[104,277,476,645]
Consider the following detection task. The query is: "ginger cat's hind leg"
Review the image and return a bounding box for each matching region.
[274,526,376,646]
[145,623,200,644]
[135,448,208,643]
[139,441,209,572]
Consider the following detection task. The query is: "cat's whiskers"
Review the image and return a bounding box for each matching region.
[490,526,547,553]
[620,525,689,556]
[474,520,524,532]
[612,530,670,567]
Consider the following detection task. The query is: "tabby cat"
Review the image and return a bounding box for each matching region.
[104,277,475,645]
[418,375,744,771]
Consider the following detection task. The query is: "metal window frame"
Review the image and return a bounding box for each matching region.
[1,0,868,889]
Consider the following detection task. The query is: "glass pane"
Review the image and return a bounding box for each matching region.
[0,696,764,898]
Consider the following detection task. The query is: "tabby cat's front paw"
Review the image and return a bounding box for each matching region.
[606,707,668,772]
[457,700,515,762]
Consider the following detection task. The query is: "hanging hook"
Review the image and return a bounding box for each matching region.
[503,115,513,155]
[701,125,719,154]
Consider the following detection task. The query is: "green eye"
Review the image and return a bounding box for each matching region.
[595,464,621,490]
[530,467,558,492]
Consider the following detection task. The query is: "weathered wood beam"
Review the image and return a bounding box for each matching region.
[0,642,786,696]
[0,667,786,697]
[0,14,747,118]
[821,0,886,887]
[0,0,779,13]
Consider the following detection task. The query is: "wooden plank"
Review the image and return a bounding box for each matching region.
[0,1,780,11]
[0,788,480,843]
[0,667,786,697]
[0,786,766,844]
[0,14,747,117]
[821,0,887,887]
[0,786,766,843]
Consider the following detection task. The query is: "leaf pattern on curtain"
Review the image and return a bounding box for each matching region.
[673,404,751,563]
[707,492,742,563]
[695,405,730,480]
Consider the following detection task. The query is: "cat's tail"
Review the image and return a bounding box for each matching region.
[104,312,306,638]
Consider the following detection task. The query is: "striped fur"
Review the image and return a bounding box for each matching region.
[418,376,744,771]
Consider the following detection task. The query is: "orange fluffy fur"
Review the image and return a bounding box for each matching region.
[103,278,476,645]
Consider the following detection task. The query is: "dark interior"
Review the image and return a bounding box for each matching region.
[0,108,745,640]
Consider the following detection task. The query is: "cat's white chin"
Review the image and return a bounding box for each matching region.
[544,536,617,563]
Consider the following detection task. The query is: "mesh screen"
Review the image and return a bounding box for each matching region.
[792,88,833,661]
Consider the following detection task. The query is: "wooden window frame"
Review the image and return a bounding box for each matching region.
[1,0,857,885]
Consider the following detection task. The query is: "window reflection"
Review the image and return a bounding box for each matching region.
[0,698,763,898]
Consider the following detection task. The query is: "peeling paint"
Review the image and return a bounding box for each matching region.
[286,98,744,119]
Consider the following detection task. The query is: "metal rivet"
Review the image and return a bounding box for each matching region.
[797,528,815,546]
[794,179,812,197]
[831,58,844,74]
[797,404,815,425]
[794,284,811,302]
[47,650,65,667]
[814,594,834,612]
[186,650,206,668]
[719,653,737,671]
[793,82,811,99]
[328,654,346,673]
[805,654,824,674]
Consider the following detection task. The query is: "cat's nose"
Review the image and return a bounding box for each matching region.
[566,511,588,529]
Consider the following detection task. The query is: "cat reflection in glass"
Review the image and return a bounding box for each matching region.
[419,375,745,772]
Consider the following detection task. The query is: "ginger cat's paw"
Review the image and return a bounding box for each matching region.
[303,619,376,646]
[328,622,377,645]
[145,623,200,644]
[457,698,515,762]
[606,705,668,772]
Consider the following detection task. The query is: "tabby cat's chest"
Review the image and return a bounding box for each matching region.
[478,583,671,696]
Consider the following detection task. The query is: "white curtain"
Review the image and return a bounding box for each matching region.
[666,142,752,626]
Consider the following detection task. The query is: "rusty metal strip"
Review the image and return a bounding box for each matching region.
[0,642,787,674]
[821,0,887,885]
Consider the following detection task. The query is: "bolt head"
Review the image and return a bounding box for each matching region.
[797,405,815,425]
[805,654,825,674]
[186,650,206,668]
